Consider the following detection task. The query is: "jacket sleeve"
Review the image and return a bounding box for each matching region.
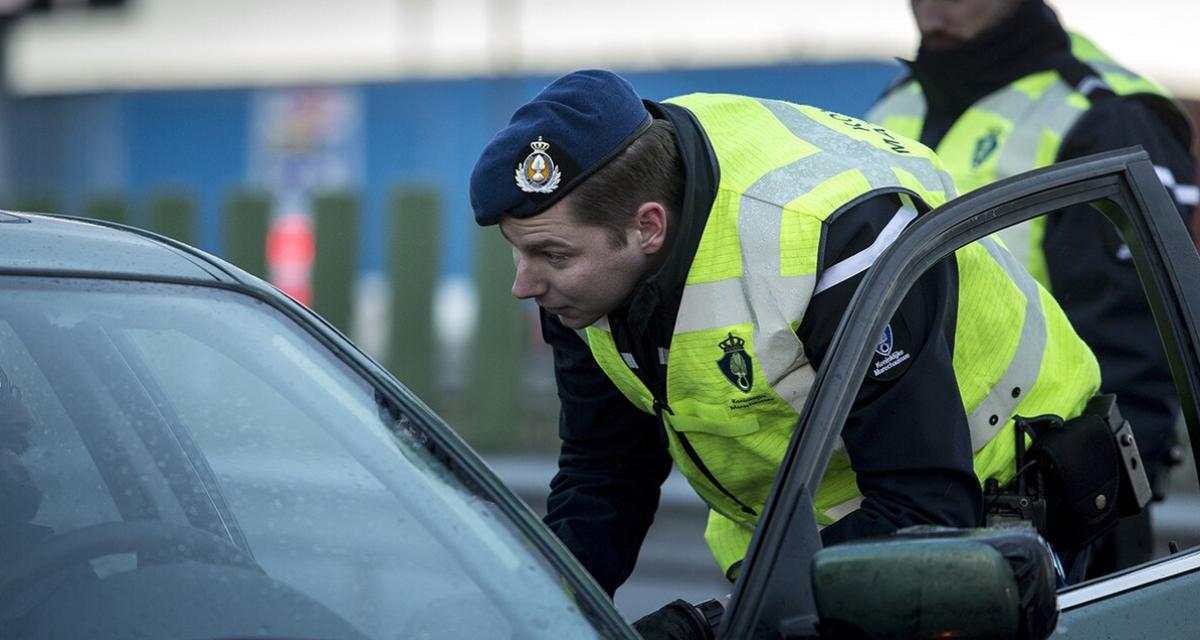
[1045,95,1195,490]
[797,193,983,545]
[539,309,674,595]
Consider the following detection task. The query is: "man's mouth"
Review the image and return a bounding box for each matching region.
[921,32,967,50]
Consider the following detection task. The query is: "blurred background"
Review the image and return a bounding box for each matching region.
[4,0,1199,618]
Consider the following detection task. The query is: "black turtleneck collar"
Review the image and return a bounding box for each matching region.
[611,100,717,343]
[906,0,1072,146]
[602,100,718,397]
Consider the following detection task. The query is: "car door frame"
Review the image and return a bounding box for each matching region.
[719,147,1200,639]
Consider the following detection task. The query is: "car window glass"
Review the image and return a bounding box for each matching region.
[0,319,130,579]
[995,209,1200,580]
[0,278,604,640]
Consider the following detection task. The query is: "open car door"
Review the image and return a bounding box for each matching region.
[718,148,1200,639]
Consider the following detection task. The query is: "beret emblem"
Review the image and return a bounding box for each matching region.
[514,136,562,194]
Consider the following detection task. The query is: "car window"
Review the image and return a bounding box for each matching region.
[0,319,129,579]
[0,277,605,640]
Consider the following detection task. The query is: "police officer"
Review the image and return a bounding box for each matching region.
[868,0,1197,576]
[470,70,1099,636]
[0,366,47,571]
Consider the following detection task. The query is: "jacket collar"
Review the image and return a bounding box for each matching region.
[608,100,718,341]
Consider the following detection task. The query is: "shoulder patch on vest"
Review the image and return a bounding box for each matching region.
[972,128,1003,168]
[868,318,913,381]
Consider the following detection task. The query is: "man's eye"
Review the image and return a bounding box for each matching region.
[545,253,568,265]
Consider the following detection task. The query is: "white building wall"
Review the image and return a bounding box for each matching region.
[7,0,1197,96]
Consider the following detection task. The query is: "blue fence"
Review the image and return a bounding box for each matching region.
[5,60,903,281]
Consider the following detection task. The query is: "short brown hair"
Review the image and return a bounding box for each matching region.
[566,119,684,247]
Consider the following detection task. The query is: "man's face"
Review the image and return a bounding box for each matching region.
[911,0,1021,50]
[500,197,664,329]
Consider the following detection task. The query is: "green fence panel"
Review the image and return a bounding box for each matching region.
[386,186,440,399]
[147,191,196,246]
[312,191,358,334]
[465,226,526,450]
[224,190,271,279]
[82,193,129,226]
[5,193,60,215]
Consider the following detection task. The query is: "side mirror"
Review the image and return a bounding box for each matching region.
[811,528,1058,640]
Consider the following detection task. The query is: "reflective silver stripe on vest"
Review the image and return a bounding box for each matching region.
[677,100,957,412]
[672,154,821,336]
[759,99,954,196]
[1076,75,1111,98]
[1082,56,1142,87]
[994,80,1086,180]
[869,83,927,125]
[967,237,1048,451]
[674,280,758,333]
[879,76,1090,187]
[740,161,821,409]
[674,161,822,410]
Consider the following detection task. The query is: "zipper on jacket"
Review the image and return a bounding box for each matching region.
[673,429,758,518]
[649,374,756,518]
[622,318,757,519]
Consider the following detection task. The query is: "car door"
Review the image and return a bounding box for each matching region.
[716,147,1200,639]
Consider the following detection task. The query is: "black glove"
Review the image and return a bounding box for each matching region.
[632,599,716,640]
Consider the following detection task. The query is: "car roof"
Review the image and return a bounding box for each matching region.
[0,210,249,284]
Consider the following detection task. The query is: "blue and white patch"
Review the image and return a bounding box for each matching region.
[875,324,894,357]
[868,321,912,381]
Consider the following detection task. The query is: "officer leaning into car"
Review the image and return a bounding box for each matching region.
[868,0,1197,578]
[0,367,47,572]
[469,69,1103,637]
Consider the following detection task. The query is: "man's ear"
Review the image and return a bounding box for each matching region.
[634,201,669,255]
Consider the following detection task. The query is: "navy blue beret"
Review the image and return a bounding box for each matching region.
[470,69,653,226]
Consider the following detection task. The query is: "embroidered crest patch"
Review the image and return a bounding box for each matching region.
[972,128,1003,168]
[716,332,754,393]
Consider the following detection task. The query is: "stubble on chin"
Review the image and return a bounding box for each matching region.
[920,32,967,51]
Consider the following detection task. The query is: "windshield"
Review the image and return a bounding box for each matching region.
[0,276,604,639]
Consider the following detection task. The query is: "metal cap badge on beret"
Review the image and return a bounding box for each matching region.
[470,69,653,226]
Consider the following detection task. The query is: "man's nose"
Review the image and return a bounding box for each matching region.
[511,260,547,300]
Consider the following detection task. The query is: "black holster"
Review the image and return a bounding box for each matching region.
[1027,394,1152,551]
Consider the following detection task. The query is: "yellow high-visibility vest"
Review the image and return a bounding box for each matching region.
[868,33,1188,286]
[584,93,1100,577]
